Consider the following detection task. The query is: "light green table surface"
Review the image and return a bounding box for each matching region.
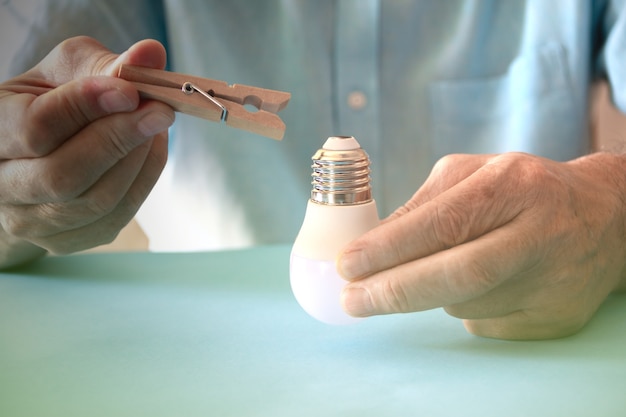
[1,245,625,417]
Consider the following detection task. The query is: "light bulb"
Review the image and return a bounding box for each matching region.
[290,136,379,325]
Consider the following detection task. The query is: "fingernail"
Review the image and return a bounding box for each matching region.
[341,287,374,317]
[138,111,175,137]
[98,89,135,113]
[337,248,370,280]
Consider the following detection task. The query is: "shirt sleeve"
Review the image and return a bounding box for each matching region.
[597,0,626,114]
[7,0,168,77]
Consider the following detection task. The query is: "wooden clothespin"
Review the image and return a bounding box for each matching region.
[118,65,291,140]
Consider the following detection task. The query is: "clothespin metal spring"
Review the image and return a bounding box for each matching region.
[182,82,228,122]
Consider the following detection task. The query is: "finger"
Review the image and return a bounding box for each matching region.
[340,219,538,317]
[338,157,528,281]
[34,36,167,84]
[0,76,140,158]
[385,154,493,223]
[0,132,162,238]
[462,309,589,340]
[23,133,168,254]
[0,100,174,204]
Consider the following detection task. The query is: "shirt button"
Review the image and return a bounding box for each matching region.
[347,90,368,110]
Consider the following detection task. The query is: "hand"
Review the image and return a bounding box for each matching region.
[338,152,626,340]
[0,36,175,268]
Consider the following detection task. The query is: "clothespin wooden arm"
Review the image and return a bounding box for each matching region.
[117,65,291,140]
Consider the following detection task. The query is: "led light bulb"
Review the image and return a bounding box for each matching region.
[290,136,379,325]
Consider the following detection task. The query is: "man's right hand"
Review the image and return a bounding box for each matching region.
[0,36,175,268]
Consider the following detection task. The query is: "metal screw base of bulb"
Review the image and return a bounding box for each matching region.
[310,136,372,205]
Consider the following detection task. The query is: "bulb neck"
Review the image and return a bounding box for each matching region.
[310,136,372,205]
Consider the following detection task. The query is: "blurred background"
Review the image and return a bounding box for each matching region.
[1,1,624,253]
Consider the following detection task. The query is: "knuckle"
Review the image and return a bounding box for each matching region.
[99,124,139,160]
[431,153,464,175]
[46,81,99,131]
[18,113,58,157]
[458,261,502,298]
[142,136,168,170]
[0,214,32,239]
[36,203,78,232]
[64,81,97,125]
[431,201,470,249]
[442,255,501,301]
[55,36,93,58]
[81,193,120,218]
[492,153,554,197]
[379,278,413,313]
[0,206,53,241]
[85,114,148,168]
[40,170,83,202]
[52,36,108,75]
[120,185,150,217]
[20,83,101,158]
[512,155,546,185]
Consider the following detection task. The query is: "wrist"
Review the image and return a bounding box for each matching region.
[572,152,626,291]
[611,154,626,290]
[590,152,626,291]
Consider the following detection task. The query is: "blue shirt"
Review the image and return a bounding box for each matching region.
[7,0,626,250]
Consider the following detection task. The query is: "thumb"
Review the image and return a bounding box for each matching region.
[33,36,167,86]
[107,38,168,76]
